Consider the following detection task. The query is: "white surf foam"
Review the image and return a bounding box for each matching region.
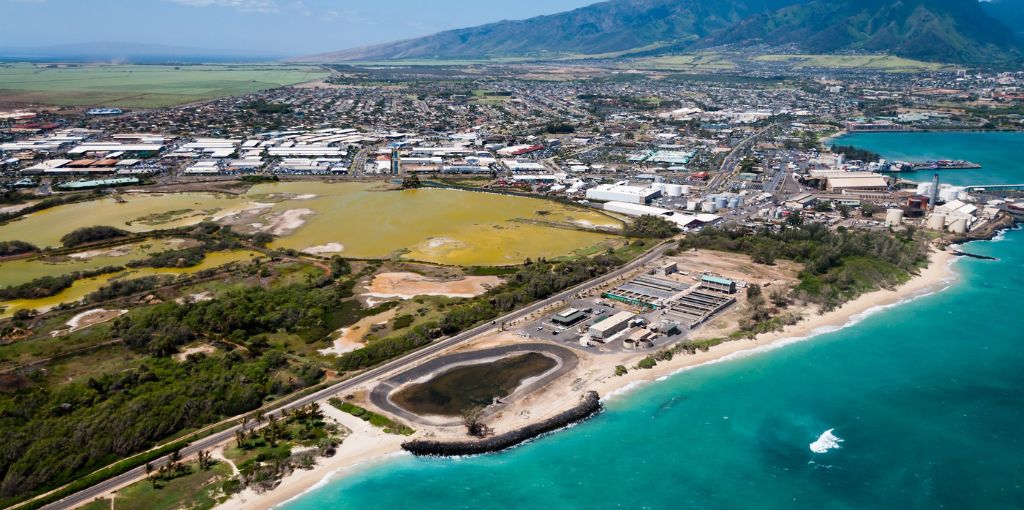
[271,450,411,508]
[810,429,843,453]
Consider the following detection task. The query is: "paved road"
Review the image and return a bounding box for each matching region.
[36,241,672,510]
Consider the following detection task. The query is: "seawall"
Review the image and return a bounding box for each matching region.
[401,391,603,457]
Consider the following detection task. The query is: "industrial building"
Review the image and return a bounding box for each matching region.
[586,184,661,204]
[588,311,635,340]
[700,275,736,294]
[551,308,588,327]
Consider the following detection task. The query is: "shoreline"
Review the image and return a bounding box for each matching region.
[214,247,959,510]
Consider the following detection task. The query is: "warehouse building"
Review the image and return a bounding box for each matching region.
[586,184,660,204]
[588,311,634,340]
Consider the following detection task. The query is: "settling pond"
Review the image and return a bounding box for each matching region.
[392,352,559,417]
[0,182,621,266]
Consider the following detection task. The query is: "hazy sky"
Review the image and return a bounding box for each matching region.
[0,0,599,56]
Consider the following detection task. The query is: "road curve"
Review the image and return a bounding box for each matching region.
[37,241,671,510]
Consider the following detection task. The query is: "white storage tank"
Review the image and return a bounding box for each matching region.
[702,201,717,213]
[948,217,968,234]
[727,197,740,208]
[686,200,699,211]
[714,196,729,209]
[666,184,684,197]
[927,213,947,230]
[680,185,692,196]
[884,208,904,227]
[652,182,667,192]
[916,182,933,196]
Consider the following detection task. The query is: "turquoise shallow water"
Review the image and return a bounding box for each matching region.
[285,228,1024,510]
[833,131,1024,186]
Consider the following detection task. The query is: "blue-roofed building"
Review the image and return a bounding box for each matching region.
[700,275,736,294]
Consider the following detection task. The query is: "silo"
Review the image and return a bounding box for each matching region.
[884,208,904,227]
[948,217,968,234]
[702,201,717,213]
[927,213,947,230]
[666,184,684,197]
[714,196,728,209]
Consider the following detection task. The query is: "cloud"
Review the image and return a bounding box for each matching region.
[166,0,279,13]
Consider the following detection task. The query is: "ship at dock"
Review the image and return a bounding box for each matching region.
[884,160,982,172]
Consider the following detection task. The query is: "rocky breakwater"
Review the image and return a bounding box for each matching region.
[402,391,603,457]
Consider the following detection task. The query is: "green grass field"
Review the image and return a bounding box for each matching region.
[0,63,329,108]
[754,54,950,71]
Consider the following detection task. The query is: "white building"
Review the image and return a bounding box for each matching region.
[586,184,661,204]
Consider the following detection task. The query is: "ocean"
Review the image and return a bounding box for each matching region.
[832,131,1024,186]
[284,134,1024,510]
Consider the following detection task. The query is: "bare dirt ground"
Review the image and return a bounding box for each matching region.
[52,309,127,337]
[319,308,398,356]
[366,272,503,300]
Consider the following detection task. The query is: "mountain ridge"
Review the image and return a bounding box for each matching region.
[296,0,1022,65]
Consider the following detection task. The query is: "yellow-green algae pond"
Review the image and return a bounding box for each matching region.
[0,250,261,318]
[0,181,621,266]
[0,238,191,288]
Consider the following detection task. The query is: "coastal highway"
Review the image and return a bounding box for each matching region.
[37,240,672,510]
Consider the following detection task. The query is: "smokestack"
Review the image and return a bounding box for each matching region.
[929,173,939,210]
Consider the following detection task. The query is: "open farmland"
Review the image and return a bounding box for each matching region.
[0,63,329,108]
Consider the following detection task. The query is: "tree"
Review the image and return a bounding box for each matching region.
[197,450,214,471]
[402,174,422,189]
[462,406,489,438]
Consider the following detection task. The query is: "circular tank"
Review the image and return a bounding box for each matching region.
[885,208,904,227]
[916,182,933,196]
[680,185,692,196]
[702,201,717,213]
[666,184,684,197]
[728,197,740,208]
[652,183,667,192]
[927,213,947,230]
[714,196,728,209]
[948,217,968,234]
[686,200,698,211]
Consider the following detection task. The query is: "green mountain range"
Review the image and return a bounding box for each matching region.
[299,0,1023,65]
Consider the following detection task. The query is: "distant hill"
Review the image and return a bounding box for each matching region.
[296,0,1022,65]
[981,0,1024,38]
[297,0,803,62]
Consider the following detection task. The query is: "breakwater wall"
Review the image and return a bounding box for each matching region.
[401,391,603,457]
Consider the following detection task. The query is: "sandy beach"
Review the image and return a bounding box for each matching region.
[208,247,958,510]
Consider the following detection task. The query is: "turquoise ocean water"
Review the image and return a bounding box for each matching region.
[832,131,1024,186]
[285,134,1024,510]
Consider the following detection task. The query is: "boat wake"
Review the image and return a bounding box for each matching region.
[809,429,843,454]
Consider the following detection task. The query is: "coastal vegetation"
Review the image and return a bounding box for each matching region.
[678,223,929,311]
[328,399,414,435]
